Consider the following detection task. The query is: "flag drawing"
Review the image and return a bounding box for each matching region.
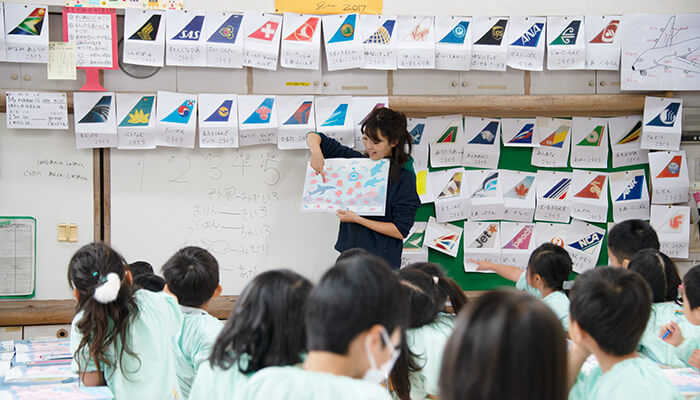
[162,99,196,124]
[577,125,605,146]
[249,21,279,41]
[439,21,469,44]
[119,96,154,127]
[590,19,619,44]
[468,121,499,145]
[321,104,348,127]
[543,178,570,200]
[646,102,681,127]
[472,172,498,198]
[468,223,499,248]
[508,123,535,144]
[539,125,568,148]
[204,100,233,122]
[244,98,274,124]
[284,101,312,125]
[328,14,356,43]
[208,14,242,44]
[502,225,533,250]
[129,15,161,41]
[285,17,319,42]
[410,123,425,145]
[616,121,641,145]
[79,96,112,124]
[364,20,395,44]
[9,7,45,36]
[172,15,204,40]
[568,232,603,253]
[616,175,644,201]
[436,121,460,143]
[551,20,581,45]
[657,155,682,178]
[438,172,462,199]
[505,176,535,199]
[511,22,544,47]
[474,19,507,45]
[574,175,606,199]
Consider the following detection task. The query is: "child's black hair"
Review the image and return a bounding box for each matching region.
[132,273,166,292]
[683,265,700,309]
[128,261,153,278]
[628,249,681,303]
[527,243,573,291]
[607,220,660,263]
[336,247,370,263]
[161,246,219,308]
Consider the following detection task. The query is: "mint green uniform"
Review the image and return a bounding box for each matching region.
[404,313,454,399]
[676,336,700,370]
[70,290,183,400]
[516,271,569,330]
[189,354,252,400]
[175,306,223,399]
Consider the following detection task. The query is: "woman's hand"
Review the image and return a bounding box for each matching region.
[337,209,361,223]
[310,151,327,183]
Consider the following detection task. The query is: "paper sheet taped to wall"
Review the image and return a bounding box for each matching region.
[0,217,36,297]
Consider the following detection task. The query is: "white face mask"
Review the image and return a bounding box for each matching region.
[362,327,401,384]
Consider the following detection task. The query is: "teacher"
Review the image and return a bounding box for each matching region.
[306,107,420,270]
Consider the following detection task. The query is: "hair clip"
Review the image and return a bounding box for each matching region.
[433,276,439,285]
[562,280,575,290]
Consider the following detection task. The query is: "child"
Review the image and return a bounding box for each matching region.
[472,243,572,330]
[189,269,312,399]
[234,254,408,400]
[306,107,420,270]
[607,219,660,268]
[390,263,468,400]
[629,249,690,366]
[337,247,370,262]
[661,265,700,370]
[568,267,682,399]
[439,290,568,400]
[68,243,182,398]
[161,246,224,399]
[129,261,165,292]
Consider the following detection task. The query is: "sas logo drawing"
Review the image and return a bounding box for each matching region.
[172,15,204,41]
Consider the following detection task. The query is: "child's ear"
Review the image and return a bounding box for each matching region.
[213,284,222,298]
[73,289,80,301]
[622,259,630,269]
[125,269,133,284]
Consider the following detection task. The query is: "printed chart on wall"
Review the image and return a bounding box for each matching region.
[0,217,36,297]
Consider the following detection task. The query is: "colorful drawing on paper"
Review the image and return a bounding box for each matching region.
[9,7,45,36]
[568,232,603,253]
[436,121,460,143]
[475,19,507,45]
[657,155,683,178]
[161,99,195,123]
[301,158,390,215]
[539,125,568,148]
[472,172,498,198]
[321,104,348,127]
[119,96,154,127]
[616,175,644,201]
[284,101,312,125]
[616,121,642,144]
[468,223,498,248]
[405,17,432,42]
[577,125,605,146]
[243,98,274,124]
[404,227,425,250]
[249,20,279,41]
[329,14,356,43]
[364,20,395,44]
[433,233,460,252]
[204,100,233,122]
[79,96,111,123]
[129,15,161,41]
[439,21,469,44]
[508,123,534,144]
[286,17,319,42]
[416,170,428,196]
[438,172,462,199]
[543,178,570,200]
[590,19,619,44]
[630,16,700,78]
[505,176,534,199]
[646,102,681,127]
[468,121,498,145]
[550,20,581,45]
[511,22,544,47]
[502,225,533,250]
[409,123,425,145]
[574,175,606,199]
[660,213,685,233]
[208,14,242,43]
[172,15,204,40]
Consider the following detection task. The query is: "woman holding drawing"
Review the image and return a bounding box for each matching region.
[306,107,420,270]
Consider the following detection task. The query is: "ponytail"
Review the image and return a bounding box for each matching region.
[389,332,421,400]
[436,275,467,314]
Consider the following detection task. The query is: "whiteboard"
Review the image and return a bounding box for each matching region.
[0,114,95,300]
[110,147,340,295]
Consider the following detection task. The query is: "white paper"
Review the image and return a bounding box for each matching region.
[165,10,206,66]
[500,222,536,269]
[649,150,690,204]
[621,14,700,91]
[534,222,568,247]
[570,170,608,223]
[350,96,388,149]
[66,11,114,68]
[242,12,282,71]
[407,117,428,170]
[323,13,364,71]
[314,96,354,147]
[547,16,585,70]
[5,4,48,63]
[116,93,157,149]
[502,170,537,222]
[463,221,501,272]
[6,92,68,130]
[471,16,508,71]
[415,168,432,204]
[123,9,165,67]
[507,16,545,71]
[424,216,463,258]
[585,15,621,70]
[0,218,35,296]
[535,170,572,223]
[237,95,278,146]
[608,115,648,168]
[532,117,572,168]
[198,93,238,148]
[570,117,609,168]
[650,205,690,258]
[277,95,315,150]
[465,169,504,221]
[156,91,197,148]
[401,222,429,268]
[0,5,7,61]
[462,117,501,168]
[73,92,117,149]
[205,12,244,68]
[565,219,605,273]
[281,13,321,70]
[502,118,537,147]
[642,96,682,151]
[397,15,435,69]
[434,16,471,71]
[609,170,650,222]
[360,14,397,70]
[428,115,464,168]
[431,168,469,223]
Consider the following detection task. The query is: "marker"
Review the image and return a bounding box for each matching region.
[661,310,684,340]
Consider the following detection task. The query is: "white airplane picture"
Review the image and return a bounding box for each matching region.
[631,16,700,76]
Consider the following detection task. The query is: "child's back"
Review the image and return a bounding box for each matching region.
[405,313,455,398]
[177,306,223,396]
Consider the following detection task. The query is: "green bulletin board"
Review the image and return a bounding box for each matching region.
[417,130,650,291]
